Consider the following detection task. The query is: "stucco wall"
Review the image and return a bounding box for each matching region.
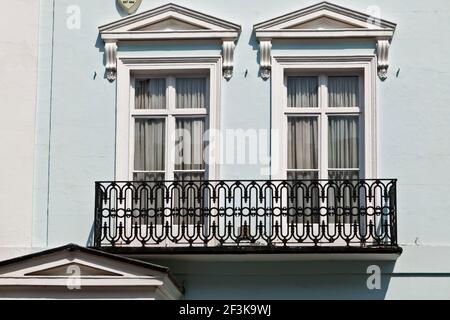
[0,0,40,260]
[149,259,450,300]
[28,0,450,299]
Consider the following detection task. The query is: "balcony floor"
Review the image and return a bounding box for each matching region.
[94,245,403,261]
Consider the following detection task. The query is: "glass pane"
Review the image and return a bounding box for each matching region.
[287,76,318,108]
[175,118,205,171]
[173,172,205,225]
[328,116,359,169]
[326,174,360,224]
[132,173,165,225]
[328,170,360,181]
[288,117,318,170]
[174,172,205,181]
[328,76,359,108]
[135,79,166,109]
[287,171,318,181]
[287,171,320,224]
[133,172,165,181]
[134,118,165,171]
[176,78,207,109]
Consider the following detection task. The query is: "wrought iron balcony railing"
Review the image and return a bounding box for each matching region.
[93,179,398,252]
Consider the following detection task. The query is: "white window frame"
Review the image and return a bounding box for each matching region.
[116,56,222,181]
[271,55,378,180]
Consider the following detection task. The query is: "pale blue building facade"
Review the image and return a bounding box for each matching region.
[1,0,450,299]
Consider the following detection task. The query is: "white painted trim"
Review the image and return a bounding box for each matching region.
[255,30,394,39]
[0,248,183,300]
[253,2,396,30]
[99,3,240,81]
[271,55,378,180]
[116,56,222,181]
[101,31,240,41]
[99,3,241,32]
[254,2,396,80]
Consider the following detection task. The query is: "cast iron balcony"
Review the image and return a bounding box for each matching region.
[93,179,399,253]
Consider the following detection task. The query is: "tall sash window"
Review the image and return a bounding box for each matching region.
[286,75,362,181]
[132,76,209,183]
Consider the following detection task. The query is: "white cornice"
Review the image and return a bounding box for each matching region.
[253,1,397,80]
[99,3,241,81]
[254,1,396,30]
[99,3,241,33]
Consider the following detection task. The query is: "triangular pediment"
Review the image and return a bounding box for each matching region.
[287,16,359,30]
[0,244,183,299]
[99,3,240,40]
[254,2,396,36]
[132,18,206,31]
[25,262,121,277]
[0,244,171,279]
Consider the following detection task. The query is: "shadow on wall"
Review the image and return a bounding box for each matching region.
[152,259,396,300]
[248,30,262,78]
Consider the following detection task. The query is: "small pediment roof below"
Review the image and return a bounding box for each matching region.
[25,262,121,277]
[0,244,183,299]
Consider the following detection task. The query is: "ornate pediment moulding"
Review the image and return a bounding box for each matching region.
[99,3,241,81]
[254,1,397,80]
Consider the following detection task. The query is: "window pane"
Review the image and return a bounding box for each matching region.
[287,171,318,181]
[328,170,360,181]
[173,172,205,225]
[175,118,205,170]
[328,117,359,169]
[288,117,318,170]
[287,171,320,224]
[287,76,318,108]
[328,76,359,108]
[326,176,360,224]
[135,79,166,109]
[133,172,165,181]
[176,78,207,109]
[134,118,165,171]
[174,172,205,181]
[131,174,165,225]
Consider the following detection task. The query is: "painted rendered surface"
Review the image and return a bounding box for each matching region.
[2,0,450,298]
[0,0,40,260]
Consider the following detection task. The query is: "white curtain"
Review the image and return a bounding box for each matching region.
[176,78,207,109]
[135,79,166,109]
[175,119,205,171]
[328,117,360,223]
[174,118,205,223]
[134,119,165,180]
[288,117,318,172]
[287,77,318,108]
[328,117,359,180]
[287,117,319,222]
[328,76,359,108]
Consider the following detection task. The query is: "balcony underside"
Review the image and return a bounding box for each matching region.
[96,245,403,261]
[98,245,402,255]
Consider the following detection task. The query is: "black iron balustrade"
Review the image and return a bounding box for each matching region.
[93,179,398,250]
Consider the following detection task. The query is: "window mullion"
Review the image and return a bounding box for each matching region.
[319,75,328,180]
[129,77,136,181]
[166,77,176,181]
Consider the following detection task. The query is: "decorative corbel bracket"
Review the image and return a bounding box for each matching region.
[105,40,118,82]
[376,40,390,81]
[259,40,272,80]
[222,40,236,81]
